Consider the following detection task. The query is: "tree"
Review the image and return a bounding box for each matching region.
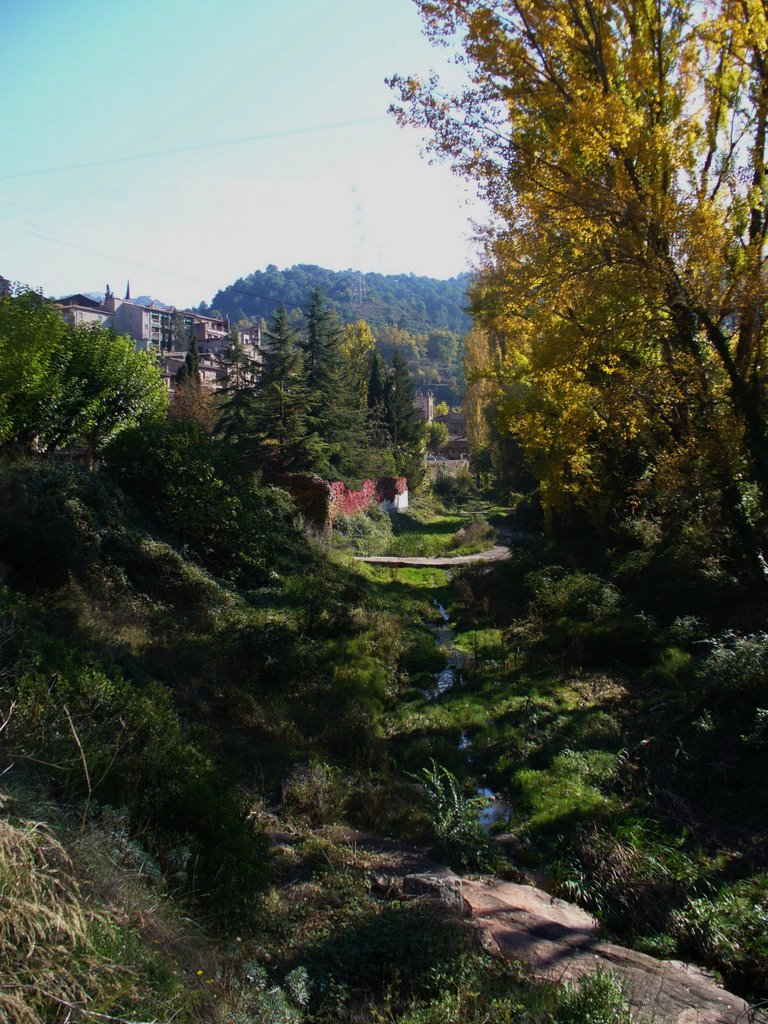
[250,306,322,472]
[301,289,373,479]
[427,331,458,364]
[340,319,377,407]
[214,328,259,451]
[175,333,201,386]
[385,348,424,450]
[170,310,192,352]
[169,375,214,432]
[391,0,768,571]
[427,420,450,454]
[0,288,61,447]
[0,289,167,461]
[384,348,426,485]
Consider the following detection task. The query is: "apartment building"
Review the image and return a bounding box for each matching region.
[54,284,261,358]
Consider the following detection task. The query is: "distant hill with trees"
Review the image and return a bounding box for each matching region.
[201,265,472,336]
[201,265,472,405]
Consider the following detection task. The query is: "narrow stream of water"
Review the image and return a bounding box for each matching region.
[426,600,466,700]
[428,598,512,832]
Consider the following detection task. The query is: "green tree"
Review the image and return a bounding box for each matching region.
[175,332,201,386]
[385,348,426,486]
[251,307,322,472]
[215,328,259,452]
[0,289,167,461]
[427,331,458,364]
[170,310,192,352]
[0,289,61,446]
[301,289,374,479]
[426,420,450,454]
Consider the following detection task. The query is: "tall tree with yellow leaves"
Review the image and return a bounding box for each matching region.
[391,0,768,571]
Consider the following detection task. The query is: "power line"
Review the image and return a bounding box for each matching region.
[0,115,389,181]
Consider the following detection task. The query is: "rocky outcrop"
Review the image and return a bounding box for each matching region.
[459,878,748,1024]
[324,830,749,1024]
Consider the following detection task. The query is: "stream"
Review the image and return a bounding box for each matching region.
[428,598,513,832]
[426,600,466,700]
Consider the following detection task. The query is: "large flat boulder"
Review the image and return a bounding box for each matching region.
[461,879,749,1024]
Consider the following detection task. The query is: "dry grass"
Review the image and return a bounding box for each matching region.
[0,813,114,1022]
[0,795,204,1024]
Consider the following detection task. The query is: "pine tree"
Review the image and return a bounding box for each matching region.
[301,289,373,479]
[367,350,391,449]
[176,334,201,385]
[214,328,259,452]
[251,307,323,472]
[385,348,424,450]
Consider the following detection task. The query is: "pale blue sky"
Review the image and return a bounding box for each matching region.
[1,0,482,307]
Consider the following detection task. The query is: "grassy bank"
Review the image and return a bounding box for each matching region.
[377,533,768,1003]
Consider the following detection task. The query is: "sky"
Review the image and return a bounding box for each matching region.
[0,0,484,308]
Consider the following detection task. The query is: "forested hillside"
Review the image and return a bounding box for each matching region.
[203,265,470,404]
[203,264,471,335]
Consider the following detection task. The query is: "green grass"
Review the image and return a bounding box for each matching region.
[514,750,621,833]
[382,496,500,558]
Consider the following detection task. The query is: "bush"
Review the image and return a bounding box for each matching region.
[433,469,474,505]
[3,601,271,922]
[553,968,637,1024]
[281,760,350,826]
[697,631,768,697]
[522,569,657,667]
[673,874,768,995]
[449,517,496,551]
[104,421,304,584]
[329,504,394,555]
[554,820,697,934]
[0,808,195,1024]
[0,459,138,591]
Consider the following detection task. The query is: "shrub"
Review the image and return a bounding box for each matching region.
[523,569,657,667]
[0,459,137,591]
[673,874,768,994]
[449,517,496,551]
[554,820,698,934]
[104,421,304,584]
[281,760,349,826]
[553,968,637,1024]
[413,761,494,871]
[3,610,271,922]
[329,504,394,555]
[0,809,195,1024]
[433,469,474,505]
[697,631,768,697]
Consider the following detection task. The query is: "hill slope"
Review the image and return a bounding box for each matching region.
[203,264,472,335]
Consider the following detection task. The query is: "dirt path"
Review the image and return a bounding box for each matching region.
[354,544,511,568]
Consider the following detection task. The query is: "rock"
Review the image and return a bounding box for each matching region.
[401,873,468,916]
[492,833,524,859]
[315,829,749,1023]
[460,879,749,1024]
